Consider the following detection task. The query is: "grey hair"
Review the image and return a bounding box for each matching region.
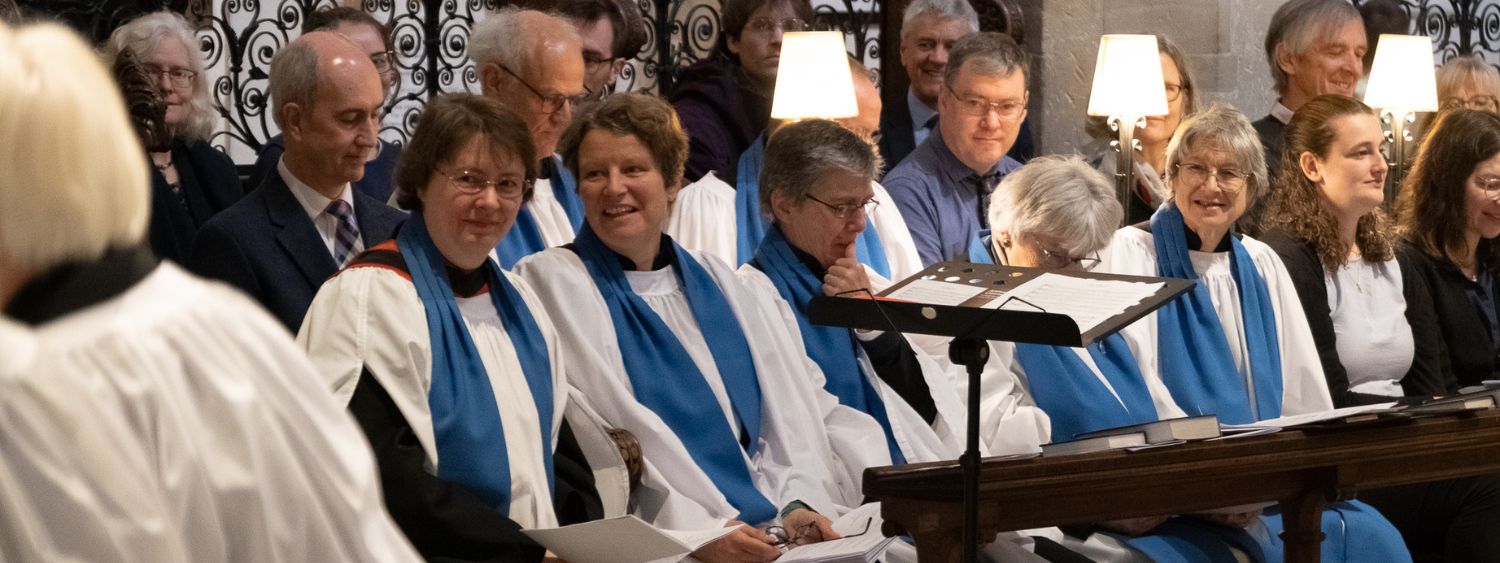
[268,39,319,129]
[901,0,978,37]
[102,11,215,141]
[1265,0,1362,94]
[944,31,1029,87]
[1438,55,1500,105]
[987,155,1121,257]
[1163,104,1269,207]
[759,119,883,218]
[470,7,580,78]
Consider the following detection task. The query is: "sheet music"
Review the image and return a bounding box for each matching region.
[881,278,988,306]
[989,273,1164,334]
[1246,402,1397,429]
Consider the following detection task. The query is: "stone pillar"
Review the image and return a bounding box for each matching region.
[1017,0,1288,157]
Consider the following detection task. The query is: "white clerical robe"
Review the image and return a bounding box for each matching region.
[1098,227,1335,417]
[514,247,890,530]
[298,262,567,529]
[0,319,189,562]
[528,177,581,249]
[25,263,419,562]
[665,172,926,281]
[737,264,969,463]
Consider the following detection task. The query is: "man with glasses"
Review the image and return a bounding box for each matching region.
[470,7,591,267]
[248,7,404,204]
[671,0,814,183]
[190,31,405,333]
[516,0,647,108]
[885,32,1030,267]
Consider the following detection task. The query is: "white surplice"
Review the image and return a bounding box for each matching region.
[528,176,580,249]
[298,262,567,529]
[1098,227,1335,417]
[665,172,926,281]
[514,247,890,530]
[0,319,189,562]
[25,263,419,562]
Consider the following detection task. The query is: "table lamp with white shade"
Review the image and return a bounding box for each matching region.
[1363,33,1439,204]
[1087,34,1169,225]
[771,31,858,122]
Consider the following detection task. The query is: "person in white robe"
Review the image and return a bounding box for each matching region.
[299,94,619,562]
[0,319,188,563]
[516,93,897,561]
[0,21,418,563]
[665,55,924,282]
[468,8,590,267]
[1096,106,1410,563]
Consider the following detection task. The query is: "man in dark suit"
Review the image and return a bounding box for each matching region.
[1246,0,1366,233]
[190,31,404,333]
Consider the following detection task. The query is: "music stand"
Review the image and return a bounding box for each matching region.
[808,261,1193,563]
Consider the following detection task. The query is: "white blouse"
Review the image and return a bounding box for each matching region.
[1328,257,1411,396]
[1098,228,1335,418]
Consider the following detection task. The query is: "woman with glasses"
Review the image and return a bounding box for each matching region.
[247,7,404,203]
[1088,34,1198,225]
[1399,108,1500,389]
[299,94,600,562]
[1099,105,1410,563]
[670,0,814,183]
[516,94,894,561]
[102,11,243,265]
[1437,56,1500,115]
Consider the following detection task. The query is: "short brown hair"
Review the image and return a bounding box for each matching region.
[721,0,814,41]
[1399,109,1500,270]
[1264,94,1393,269]
[303,7,393,52]
[394,94,537,211]
[558,93,689,189]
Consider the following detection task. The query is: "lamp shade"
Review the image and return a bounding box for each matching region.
[1364,34,1438,112]
[1086,34,1168,118]
[771,31,857,120]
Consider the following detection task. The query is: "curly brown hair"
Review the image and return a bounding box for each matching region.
[558,93,690,188]
[1264,94,1394,269]
[1398,108,1500,270]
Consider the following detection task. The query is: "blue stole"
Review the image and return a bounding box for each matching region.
[1150,203,1283,423]
[732,136,892,278]
[495,156,583,268]
[571,226,778,524]
[396,213,555,514]
[967,230,1158,441]
[750,225,906,464]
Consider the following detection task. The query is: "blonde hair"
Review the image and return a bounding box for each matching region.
[102,11,216,141]
[0,21,149,271]
[1437,55,1500,110]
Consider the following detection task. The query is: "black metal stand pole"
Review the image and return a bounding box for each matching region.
[949,337,989,563]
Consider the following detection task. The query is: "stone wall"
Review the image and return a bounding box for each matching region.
[1017,0,1288,157]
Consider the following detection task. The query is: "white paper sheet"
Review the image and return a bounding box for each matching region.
[991,273,1164,334]
[1246,402,1398,429]
[882,278,987,306]
[522,516,737,563]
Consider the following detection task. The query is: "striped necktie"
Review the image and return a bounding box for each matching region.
[326,199,359,266]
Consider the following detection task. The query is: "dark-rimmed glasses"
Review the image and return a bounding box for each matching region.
[1164,82,1185,103]
[145,64,196,89]
[496,63,591,114]
[806,194,879,219]
[436,168,529,198]
[944,85,1025,120]
[1173,162,1248,194]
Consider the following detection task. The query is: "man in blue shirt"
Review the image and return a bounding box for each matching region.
[884,31,1029,266]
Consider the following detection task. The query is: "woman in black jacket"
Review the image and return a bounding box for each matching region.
[1266,95,1500,563]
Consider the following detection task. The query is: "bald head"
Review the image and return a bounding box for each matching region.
[271,30,385,195]
[471,8,586,156]
[839,60,882,140]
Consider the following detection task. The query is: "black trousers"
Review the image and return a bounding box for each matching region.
[1360,475,1500,563]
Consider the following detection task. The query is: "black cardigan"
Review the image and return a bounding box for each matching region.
[1259,230,1453,406]
[1399,240,1500,389]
